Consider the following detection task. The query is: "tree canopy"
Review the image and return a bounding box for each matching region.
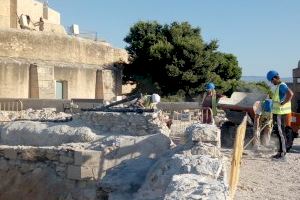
[123,21,242,99]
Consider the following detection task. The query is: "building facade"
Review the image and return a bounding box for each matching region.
[0,0,128,100]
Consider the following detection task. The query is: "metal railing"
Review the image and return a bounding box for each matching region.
[0,100,23,111]
[65,26,106,42]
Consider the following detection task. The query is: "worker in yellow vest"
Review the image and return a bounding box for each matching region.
[266,70,294,160]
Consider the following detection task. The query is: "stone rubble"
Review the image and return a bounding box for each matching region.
[0,108,72,122]
[0,111,228,200]
[101,123,228,200]
[74,111,170,137]
[1,121,99,146]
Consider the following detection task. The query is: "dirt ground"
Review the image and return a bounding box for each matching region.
[225,137,300,200]
[170,119,300,200]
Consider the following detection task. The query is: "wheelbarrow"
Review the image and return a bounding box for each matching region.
[218,92,268,125]
[217,92,268,147]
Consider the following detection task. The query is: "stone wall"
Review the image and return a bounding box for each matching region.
[157,102,200,112]
[0,0,11,28]
[0,145,100,200]
[0,58,121,100]
[0,29,128,65]
[0,28,128,100]
[99,123,228,199]
[0,111,172,200]
[74,111,171,136]
[0,60,30,98]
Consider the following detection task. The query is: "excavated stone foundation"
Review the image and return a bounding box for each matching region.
[0,110,228,200]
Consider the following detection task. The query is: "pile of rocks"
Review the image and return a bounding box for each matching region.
[99,123,229,200]
[0,108,72,122]
[0,121,98,146]
[74,111,170,136]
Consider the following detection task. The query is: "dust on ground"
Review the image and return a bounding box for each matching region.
[223,138,300,200]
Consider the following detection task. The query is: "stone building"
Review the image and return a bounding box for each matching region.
[0,0,128,100]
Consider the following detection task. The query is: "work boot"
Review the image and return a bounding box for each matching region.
[271,153,286,161]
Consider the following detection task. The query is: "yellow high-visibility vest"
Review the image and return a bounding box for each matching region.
[272,82,291,115]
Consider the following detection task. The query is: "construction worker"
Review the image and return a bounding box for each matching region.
[136,93,161,109]
[136,93,173,128]
[266,70,294,160]
[201,82,223,124]
[34,17,45,31]
[253,99,273,149]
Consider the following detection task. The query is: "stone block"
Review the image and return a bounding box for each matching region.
[59,155,74,164]
[45,149,59,160]
[0,159,8,171]
[21,148,45,161]
[74,150,102,166]
[186,124,221,147]
[67,165,99,180]
[19,162,34,174]
[83,188,97,200]
[4,148,17,160]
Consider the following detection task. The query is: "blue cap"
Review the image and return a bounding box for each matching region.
[205,82,215,91]
[266,70,279,81]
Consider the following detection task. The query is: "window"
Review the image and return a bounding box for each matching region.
[55,81,68,99]
[55,81,63,99]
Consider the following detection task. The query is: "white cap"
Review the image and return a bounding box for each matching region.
[151,94,161,103]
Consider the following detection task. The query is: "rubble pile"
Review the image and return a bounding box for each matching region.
[1,121,98,146]
[99,123,229,200]
[0,111,172,200]
[214,110,228,127]
[0,110,228,200]
[0,108,72,122]
[74,111,170,136]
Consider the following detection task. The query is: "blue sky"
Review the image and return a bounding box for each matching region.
[49,0,300,77]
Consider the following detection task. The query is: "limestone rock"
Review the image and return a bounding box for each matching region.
[185,123,221,147]
[164,174,229,200]
[134,150,226,199]
[1,121,98,146]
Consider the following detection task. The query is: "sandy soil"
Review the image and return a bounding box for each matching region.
[226,138,300,200]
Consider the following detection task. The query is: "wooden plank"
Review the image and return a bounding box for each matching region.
[229,115,247,199]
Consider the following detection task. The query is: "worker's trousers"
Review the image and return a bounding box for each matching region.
[272,114,293,154]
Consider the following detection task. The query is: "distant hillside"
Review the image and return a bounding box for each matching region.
[242,76,292,83]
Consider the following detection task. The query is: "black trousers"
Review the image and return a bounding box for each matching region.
[272,114,294,153]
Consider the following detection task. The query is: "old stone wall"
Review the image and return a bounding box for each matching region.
[0,0,11,28]
[0,145,100,200]
[0,111,172,200]
[157,102,200,112]
[74,111,171,136]
[0,58,121,100]
[0,59,30,98]
[0,28,127,100]
[0,29,128,65]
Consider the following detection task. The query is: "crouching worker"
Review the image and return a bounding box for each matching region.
[253,99,273,149]
[136,93,161,109]
[136,94,173,129]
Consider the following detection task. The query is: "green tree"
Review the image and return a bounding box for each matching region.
[123,21,242,99]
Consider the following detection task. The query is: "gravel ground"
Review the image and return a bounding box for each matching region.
[224,137,300,200]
